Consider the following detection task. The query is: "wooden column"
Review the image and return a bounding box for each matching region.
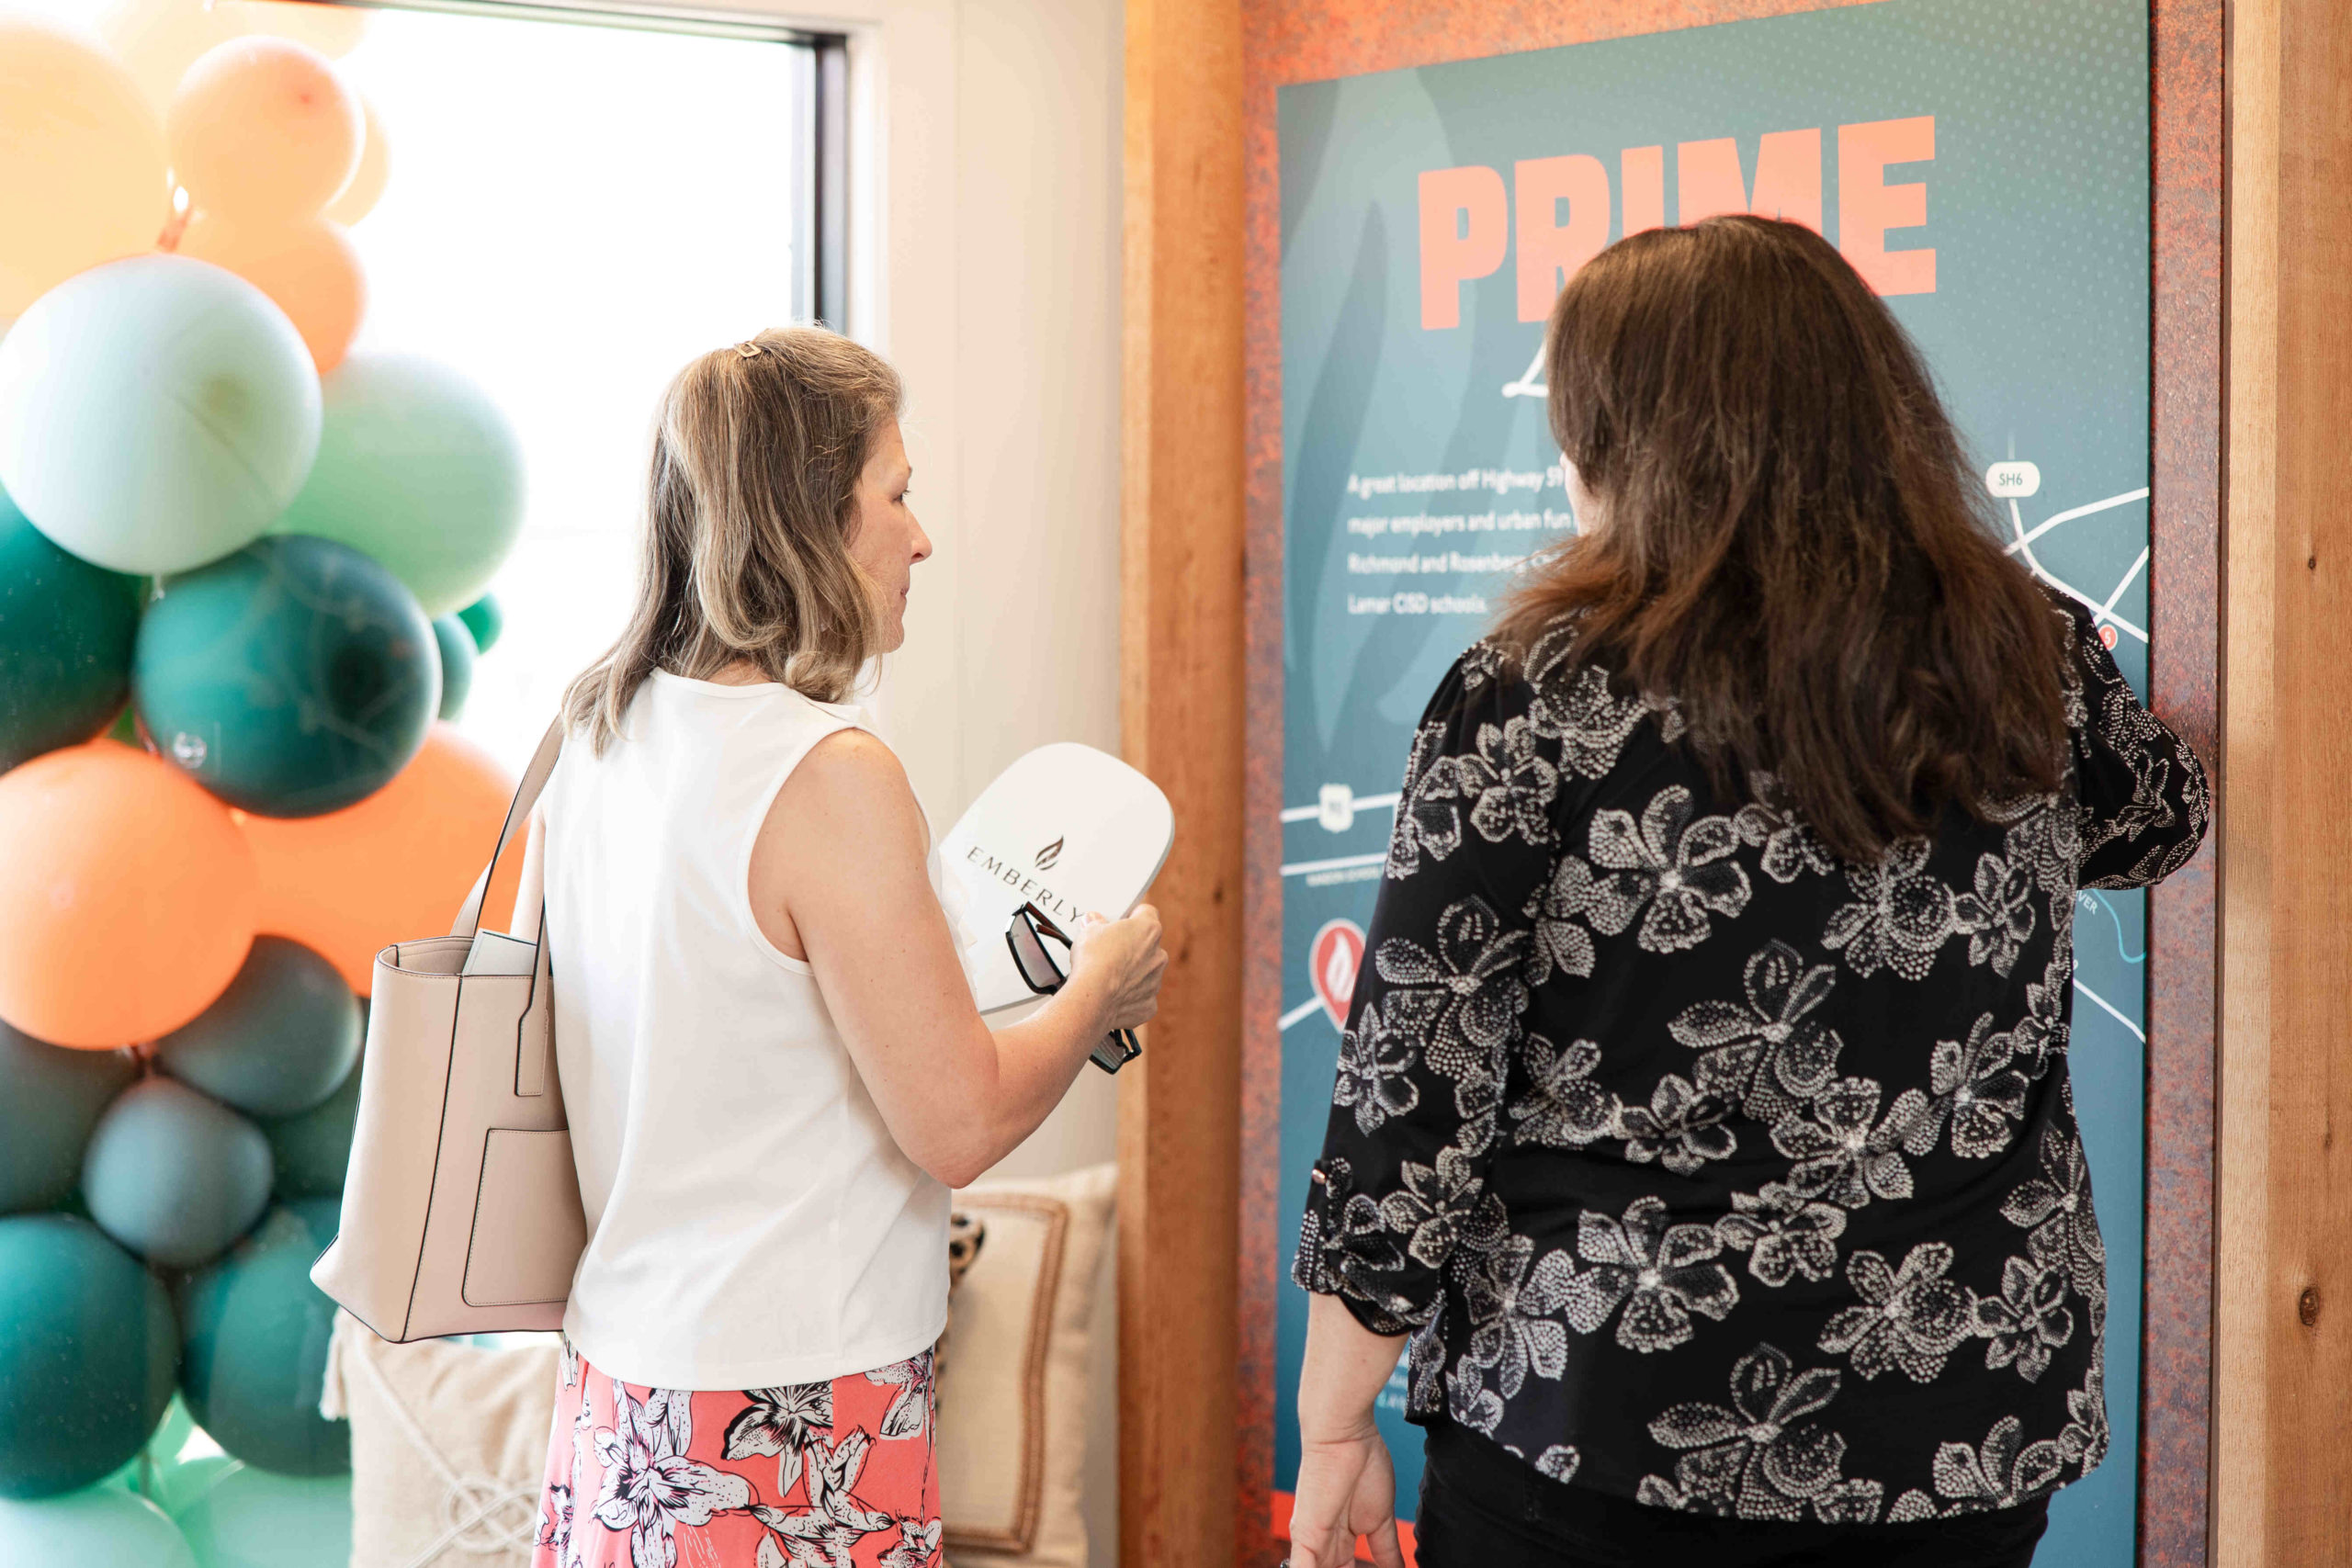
[2216,0,2352,1559]
[1118,0,1245,1565]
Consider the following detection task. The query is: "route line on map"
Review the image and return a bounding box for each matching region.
[2072,976,2145,1043]
[2003,487,2150,643]
[1278,997,1327,1031]
[2078,890,2148,964]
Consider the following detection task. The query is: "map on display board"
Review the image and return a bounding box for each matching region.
[1272,1,2151,1561]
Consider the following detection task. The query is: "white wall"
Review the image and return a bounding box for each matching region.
[597,0,1128,1554]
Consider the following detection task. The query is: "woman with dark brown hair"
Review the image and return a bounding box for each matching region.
[1284,217,2206,1568]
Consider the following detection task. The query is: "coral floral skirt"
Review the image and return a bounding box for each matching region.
[534,1341,943,1568]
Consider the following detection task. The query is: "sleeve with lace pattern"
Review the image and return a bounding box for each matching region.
[2063,600,2210,890]
[1290,644,1565,1337]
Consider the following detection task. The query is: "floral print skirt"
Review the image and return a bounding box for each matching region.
[534,1341,943,1568]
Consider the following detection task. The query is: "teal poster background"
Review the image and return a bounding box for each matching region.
[1272,2,2152,1561]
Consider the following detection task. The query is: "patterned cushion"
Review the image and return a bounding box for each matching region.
[937,1163,1116,1568]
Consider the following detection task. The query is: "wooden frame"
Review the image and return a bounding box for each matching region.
[2212,0,2352,1560]
[1119,2,1246,1565]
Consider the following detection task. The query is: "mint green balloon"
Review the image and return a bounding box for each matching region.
[151,1454,236,1520]
[272,353,524,618]
[0,1485,197,1568]
[0,256,320,575]
[172,1464,350,1568]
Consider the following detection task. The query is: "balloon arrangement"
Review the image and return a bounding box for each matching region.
[0,6,528,1562]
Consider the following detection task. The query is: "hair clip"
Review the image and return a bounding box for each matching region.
[733,341,765,359]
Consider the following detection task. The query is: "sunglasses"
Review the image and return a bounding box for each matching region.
[1006,902,1143,1075]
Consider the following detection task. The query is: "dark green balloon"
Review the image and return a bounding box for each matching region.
[260,1043,360,1201]
[82,1079,273,1270]
[431,615,474,721]
[132,535,440,818]
[0,1025,136,1214]
[455,591,502,654]
[0,1214,177,1497]
[0,484,142,774]
[179,1201,349,1477]
[156,938,359,1120]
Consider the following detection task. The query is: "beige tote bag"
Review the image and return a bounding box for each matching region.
[311,720,587,1342]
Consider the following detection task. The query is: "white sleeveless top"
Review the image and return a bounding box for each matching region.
[539,671,950,1390]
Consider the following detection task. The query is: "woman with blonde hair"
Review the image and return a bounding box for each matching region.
[1285,218,2205,1568]
[528,327,1166,1568]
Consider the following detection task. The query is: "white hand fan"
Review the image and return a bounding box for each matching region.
[937,742,1174,1016]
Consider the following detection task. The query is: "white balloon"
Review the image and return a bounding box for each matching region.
[0,1486,198,1568]
[0,254,321,574]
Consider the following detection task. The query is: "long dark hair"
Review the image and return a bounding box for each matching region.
[1496,215,2067,863]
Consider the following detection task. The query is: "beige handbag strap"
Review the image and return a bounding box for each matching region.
[448,717,567,941]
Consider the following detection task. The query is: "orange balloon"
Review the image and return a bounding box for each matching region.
[0,18,174,317]
[167,37,362,225]
[99,0,245,112]
[0,740,257,1048]
[323,97,389,227]
[175,211,367,372]
[237,725,523,995]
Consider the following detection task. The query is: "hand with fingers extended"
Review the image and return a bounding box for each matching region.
[1069,902,1168,1033]
[1287,1423,1408,1568]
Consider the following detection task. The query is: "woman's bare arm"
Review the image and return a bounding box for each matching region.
[750,729,1166,1188]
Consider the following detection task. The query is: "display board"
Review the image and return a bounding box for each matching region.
[1267,1,2154,1561]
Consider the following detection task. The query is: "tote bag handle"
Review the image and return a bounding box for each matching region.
[448,717,567,942]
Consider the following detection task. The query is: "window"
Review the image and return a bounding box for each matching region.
[327,2,845,772]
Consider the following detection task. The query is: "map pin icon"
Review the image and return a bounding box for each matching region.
[1309,919,1366,1032]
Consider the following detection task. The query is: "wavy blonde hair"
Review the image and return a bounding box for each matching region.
[565,326,904,752]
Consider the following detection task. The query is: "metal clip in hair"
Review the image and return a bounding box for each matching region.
[733,341,765,359]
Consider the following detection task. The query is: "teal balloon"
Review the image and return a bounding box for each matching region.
[455,592,503,654]
[178,1201,348,1477]
[0,255,322,576]
[156,939,359,1120]
[82,1080,274,1270]
[0,1215,177,1498]
[262,1038,360,1201]
[431,615,475,720]
[0,1485,197,1568]
[0,1024,136,1214]
[0,486,142,773]
[271,352,526,618]
[134,535,439,818]
[172,1463,350,1568]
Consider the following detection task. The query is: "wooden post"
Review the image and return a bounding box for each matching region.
[2216,0,2352,1559]
[1119,0,1246,1565]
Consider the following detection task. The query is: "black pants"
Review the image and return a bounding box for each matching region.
[1415,1423,2050,1568]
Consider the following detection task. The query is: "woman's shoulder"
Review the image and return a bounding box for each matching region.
[1419,624,1677,777]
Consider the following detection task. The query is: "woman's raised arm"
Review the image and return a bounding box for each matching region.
[750,728,1166,1188]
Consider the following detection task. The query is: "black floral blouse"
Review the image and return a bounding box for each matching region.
[1293,597,2209,1524]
